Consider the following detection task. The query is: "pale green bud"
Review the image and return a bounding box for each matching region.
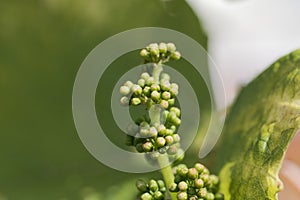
[141,72,150,80]
[143,86,151,96]
[131,97,141,105]
[151,90,161,102]
[156,137,166,147]
[170,107,181,117]
[131,84,142,95]
[138,78,145,87]
[171,51,181,60]
[157,124,166,136]
[178,181,188,191]
[141,192,153,200]
[177,191,188,200]
[161,73,170,81]
[140,49,149,58]
[167,43,176,52]
[158,42,167,54]
[146,77,154,86]
[142,142,153,152]
[149,179,158,192]
[120,85,130,95]
[124,80,133,88]
[150,83,160,91]
[162,91,171,100]
[168,98,175,106]
[194,178,204,189]
[165,135,174,145]
[136,179,148,192]
[160,100,169,109]
[149,126,158,138]
[120,96,129,106]
[188,168,198,179]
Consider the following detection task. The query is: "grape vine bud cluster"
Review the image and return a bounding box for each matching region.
[136,179,166,200]
[169,163,224,200]
[120,43,184,161]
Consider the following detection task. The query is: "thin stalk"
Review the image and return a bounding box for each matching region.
[150,63,177,200]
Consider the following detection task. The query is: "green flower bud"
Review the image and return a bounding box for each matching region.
[124,80,133,88]
[131,97,141,105]
[167,43,176,53]
[165,135,174,145]
[158,42,167,54]
[140,127,150,137]
[141,192,153,200]
[160,80,171,91]
[210,174,219,185]
[161,73,170,81]
[175,148,185,162]
[148,43,159,56]
[199,174,209,183]
[140,49,150,59]
[151,83,160,91]
[172,134,181,143]
[143,86,151,96]
[168,98,175,106]
[159,187,166,193]
[202,168,210,175]
[157,124,167,136]
[177,164,188,177]
[189,196,198,200]
[153,191,164,200]
[141,72,150,80]
[151,91,161,102]
[170,107,181,117]
[188,168,198,179]
[136,179,148,192]
[142,142,153,152]
[177,191,188,200]
[194,178,204,189]
[206,193,215,200]
[171,51,181,60]
[149,179,158,192]
[170,125,176,132]
[160,100,169,109]
[120,85,130,96]
[149,126,158,138]
[215,193,224,200]
[146,77,154,86]
[120,96,130,106]
[178,181,188,191]
[165,128,174,135]
[161,91,171,100]
[140,121,149,127]
[194,163,206,174]
[136,143,144,153]
[170,87,179,97]
[157,180,165,189]
[161,110,169,123]
[132,84,142,95]
[138,78,145,87]
[197,188,207,198]
[169,182,178,192]
[156,137,166,147]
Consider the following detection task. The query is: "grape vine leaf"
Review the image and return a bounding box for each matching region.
[215,49,300,199]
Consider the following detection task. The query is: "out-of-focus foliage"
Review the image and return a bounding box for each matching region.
[0,0,207,199]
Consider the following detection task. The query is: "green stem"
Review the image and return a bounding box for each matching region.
[150,62,176,200]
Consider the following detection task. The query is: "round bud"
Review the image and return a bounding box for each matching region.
[167,43,176,52]
[151,91,161,102]
[141,192,153,200]
[124,80,133,88]
[142,142,153,152]
[167,145,178,155]
[188,168,198,179]
[210,174,219,185]
[138,78,145,87]
[161,110,169,123]
[189,196,198,200]
[168,98,175,106]
[140,127,150,137]
[143,86,151,96]
[165,129,174,135]
[156,137,166,147]
[158,42,167,54]
[131,98,141,105]
[136,179,148,192]
[169,182,178,192]
[157,180,165,189]
[170,87,179,97]
[165,135,174,145]
[120,85,130,95]
[150,83,160,91]
[172,134,181,143]
[162,91,171,100]
[160,100,169,109]
[200,174,209,183]
[194,163,206,174]
[149,179,158,192]
[206,193,215,200]
[171,51,181,60]
[160,80,171,91]
[197,188,207,198]
[132,84,142,95]
[170,107,181,117]
[140,49,149,58]
[177,164,188,177]
[120,96,129,106]
[148,43,159,57]
[178,181,188,191]
[157,124,167,136]
[194,179,204,189]
[161,73,170,81]
[170,125,176,132]
[141,72,150,80]
[149,127,158,138]
[146,77,154,86]
[153,191,164,200]
[177,191,188,200]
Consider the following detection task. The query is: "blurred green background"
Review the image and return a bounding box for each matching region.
[0,0,209,199]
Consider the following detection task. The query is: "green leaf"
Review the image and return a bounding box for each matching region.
[215,49,300,199]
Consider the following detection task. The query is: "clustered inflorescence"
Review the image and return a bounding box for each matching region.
[170,163,224,200]
[120,43,184,162]
[119,43,223,200]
